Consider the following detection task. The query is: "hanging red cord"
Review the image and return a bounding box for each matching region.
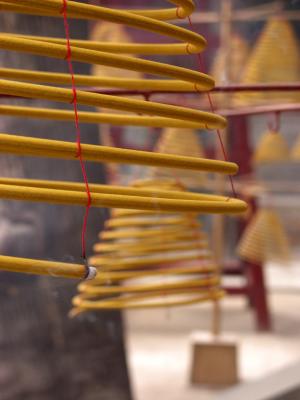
[178,8,237,198]
[60,0,92,263]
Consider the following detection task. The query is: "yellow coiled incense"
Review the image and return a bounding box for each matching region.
[252,130,290,165]
[237,207,290,265]
[0,0,247,282]
[71,180,223,311]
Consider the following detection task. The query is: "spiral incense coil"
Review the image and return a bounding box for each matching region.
[0,0,247,281]
[71,179,222,312]
[210,34,249,107]
[252,130,290,165]
[237,208,291,264]
[0,0,247,213]
[211,34,249,85]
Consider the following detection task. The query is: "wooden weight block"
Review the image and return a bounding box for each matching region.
[190,333,239,386]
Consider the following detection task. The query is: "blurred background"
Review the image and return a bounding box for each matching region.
[0,0,300,399]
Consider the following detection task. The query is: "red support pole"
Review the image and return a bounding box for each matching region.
[227,115,272,332]
[229,115,252,175]
[245,260,272,331]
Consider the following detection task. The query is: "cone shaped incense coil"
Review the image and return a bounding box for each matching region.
[237,208,290,264]
[71,179,223,311]
[291,135,300,161]
[235,18,300,105]
[252,130,290,165]
[211,34,249,107]
[151,128,207,188]
[156,128,205,157]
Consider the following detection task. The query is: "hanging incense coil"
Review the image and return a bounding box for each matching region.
[151,127,207,188]
[252,130,290,165]
[210,34,249,107]
[0,0,247,280]
[71,179,223,311]
[211,34,249,85]
[0,0,246,213]
[235,18,300,105]
[237,208,290,265]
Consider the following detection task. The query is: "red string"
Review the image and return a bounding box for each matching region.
[60,0,91,261]
[186,15,237,198]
